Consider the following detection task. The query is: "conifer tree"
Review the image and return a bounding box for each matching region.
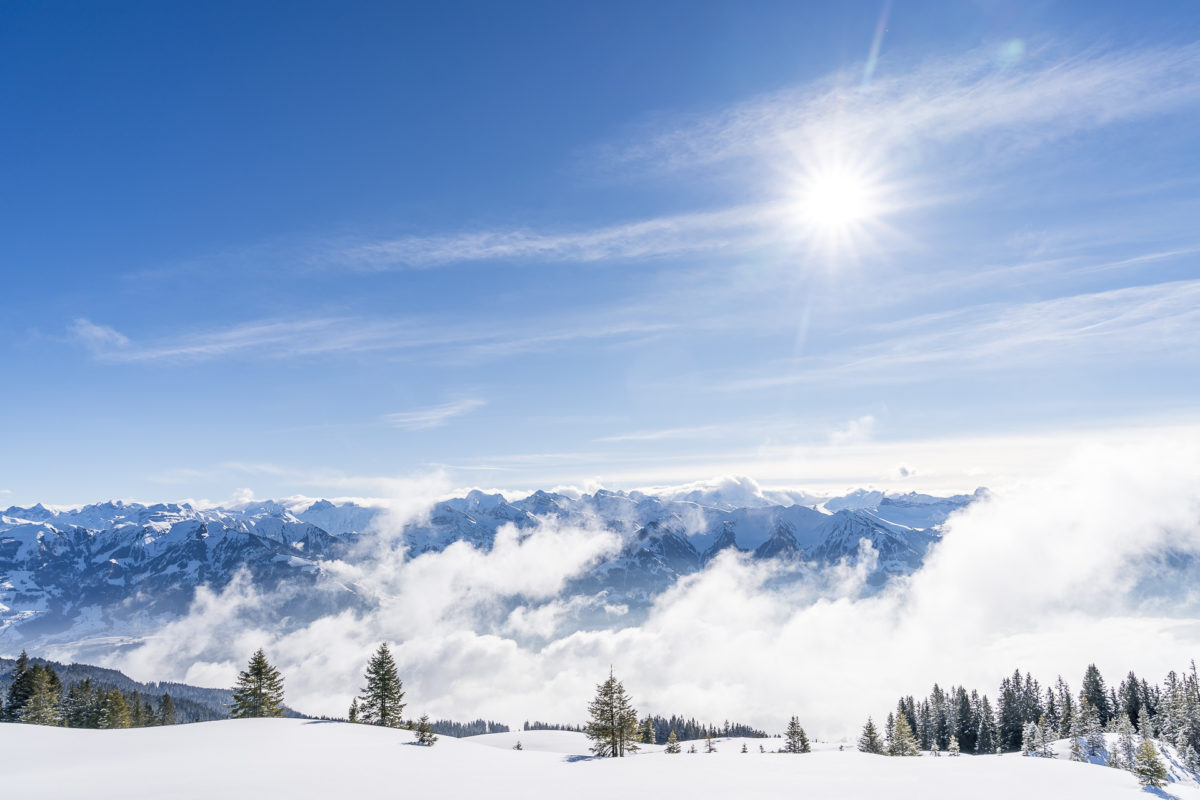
[1114,713,1136,769]
[230,648,286,718]
[1069,730,1086,762]
[415,714,438,746]
[640,717,656,745]
[347,698,359,723]
[357,643,405,727]
[705,733,717,753]
[784,716,805,753]
[1082,703,1105,758]
[3,651,34,721]
[18,667,62,726]
[948,735,960,756]
[1021,722,1038,756]
[741,742,748,753]
[513,740,523,750]
[584,670,639,757]
[1133,739,1169,788]
[665,730,681,754]
[975,695,998,754]
[799,726,811,753]
[889,705,920,756]
[157,692,176,726]
[1081,665,1113,727]
[100,688,132,728]
[858,717,884,754]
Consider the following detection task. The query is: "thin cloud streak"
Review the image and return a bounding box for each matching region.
[384,398,486,430]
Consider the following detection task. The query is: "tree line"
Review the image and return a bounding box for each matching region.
[854,661,1197,788]
[1,651,178,728]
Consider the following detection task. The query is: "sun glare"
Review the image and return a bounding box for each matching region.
[801,168,877,230]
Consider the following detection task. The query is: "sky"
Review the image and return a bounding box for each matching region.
[3,0,1200,506]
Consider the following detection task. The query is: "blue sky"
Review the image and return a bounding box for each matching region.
[3,1,1200,506]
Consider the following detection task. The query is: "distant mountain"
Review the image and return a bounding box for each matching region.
[0,482,982,654]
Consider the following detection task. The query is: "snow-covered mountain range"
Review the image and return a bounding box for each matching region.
[0,483,984,653]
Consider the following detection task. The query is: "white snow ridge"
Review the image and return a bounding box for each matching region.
[3,719,1197,799]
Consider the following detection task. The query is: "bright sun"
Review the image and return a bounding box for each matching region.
[801,168,876,230]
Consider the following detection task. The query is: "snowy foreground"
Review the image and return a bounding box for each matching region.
[3,720,1199,800]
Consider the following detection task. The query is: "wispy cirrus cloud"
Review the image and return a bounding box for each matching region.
[384,398,486,430]
[67,312,675,364]
[729,278,1200,391]
[597,41,1200,176]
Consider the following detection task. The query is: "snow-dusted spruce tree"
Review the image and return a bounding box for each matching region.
[784,716,805,753]
[858,717,884,754]
[347,698,359,723]
[584,670,639,757]
[100,687,133,728]
[415,714,438,746]
[705,734,717,753]
[1021,722,1038,756]
[1133,739,1169,788]
[947,735,960,756]
[1069,724,1087,762]
[1037,720,1054,757]
[1113,713,1136,770]
[1082,703,1105,758]
[665,731,681,753]
[357,643,406,727]
[889,706,920,756]
[18,667,61,726]
[230,649,285,718]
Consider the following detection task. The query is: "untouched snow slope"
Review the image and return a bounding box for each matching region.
[2,719,1196,800]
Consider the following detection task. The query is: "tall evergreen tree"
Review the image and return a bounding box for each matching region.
[784,716,806,753]
[705,733,717,753]
[18,666,62,726]
[1081,664,1113,727]
[230,648,286,718]
[947,734,960,756]
[99,688,132,729]
[347,698,360,723]
[975,696,998,754]
[640,717,656,745]
[858,717,884,754]
[357,643,406,727]
[3,650,34,721]
[665,730,681,753]
[156,692,176,725]
[584,670,639,757]
[889,704,920,756]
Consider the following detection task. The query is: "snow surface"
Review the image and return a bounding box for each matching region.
[2,719,1196,800]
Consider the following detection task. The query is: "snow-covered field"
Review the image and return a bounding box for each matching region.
[2,719,1196,799]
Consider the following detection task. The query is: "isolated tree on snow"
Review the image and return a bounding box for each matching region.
[784,716,806,753]
[1133,739,1169,788]
[230,648,286,718]
[415,714,438,746]
[347,698,359,723]
[948,735,960,756]
[688,743,697,753]
[741,742,748,753]
[665,730,681,754]
[705,733,717,753]
[513,740,523,750]
[584,669,639,757]
[889,706,920,756]
[358,643,405,727]
[858,717,884,754]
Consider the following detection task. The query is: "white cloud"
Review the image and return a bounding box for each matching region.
[599,42,1200,176]
[70,318,130,351]
[384,398,486,430]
